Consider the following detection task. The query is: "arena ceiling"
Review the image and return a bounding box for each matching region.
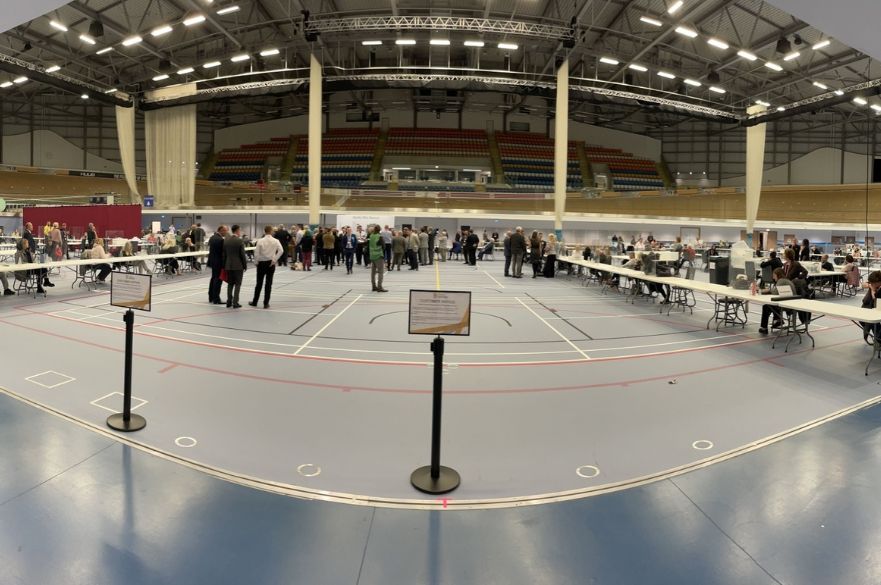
[0,0,879,133]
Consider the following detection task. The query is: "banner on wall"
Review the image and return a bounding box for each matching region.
[336,214,395,230]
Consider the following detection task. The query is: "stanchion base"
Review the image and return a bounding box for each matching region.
[106,413,147,432]
[410,465,460,494]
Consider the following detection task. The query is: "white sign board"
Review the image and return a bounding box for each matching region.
[409,289,472,336]
[336,214,395,231]
[111,272,153,312]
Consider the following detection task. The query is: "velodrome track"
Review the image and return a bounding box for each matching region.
[0,258,878,508]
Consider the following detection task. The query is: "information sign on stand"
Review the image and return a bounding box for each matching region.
[408,290,471,495]
[107,273,152,432]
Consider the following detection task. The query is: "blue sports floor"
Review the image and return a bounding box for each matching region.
[2,258,881,583]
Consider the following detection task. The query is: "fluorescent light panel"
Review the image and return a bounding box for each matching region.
[668,0,684,14]
[834,89,844,96]
[812,39,831,50]
[498,42,518,50]
[813,81,828,90]
[104,88,117,94]
[464,40,484,47]
[639,16,663,26]
[0,82,12,88]
[783,51,800,61]
[122,35,143,46]
[737,50,757,61]
[777,106,786,112]
[599,56,619,65]
[764,61,783,71]
[49,20,68,32]
[96,47,113,55]
[230,53,250,62]
[430,39,450,46]
[683,78,701,87]
[183,14,206,26]
[707,38,729,50]
[79,34,96,45]
[177,67,195,74]
[217,5,240,15]
[871,104,881,112]
[755,100,771,107]
[854,97,868,105]
[395,39,416,45]
[709,86,725,94]
[628,64,648,72]
[657,71,676,79]
[203,61,221,68]
[362,40,382,46]
[152,74,169,81]
[151,24,173,37]
[80,93,88,99]
[675,26,698,38]
[45,65,60,73]
[260,48,280,56]
[13,76,27,84]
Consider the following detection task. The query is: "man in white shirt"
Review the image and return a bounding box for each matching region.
[249,225,283,309]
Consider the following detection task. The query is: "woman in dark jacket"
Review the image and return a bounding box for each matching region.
[300,230,313,271]
[782,248,808,281]
[529,231,542,278]
[799,238,811,261]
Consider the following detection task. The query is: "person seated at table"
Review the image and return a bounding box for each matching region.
[820,254,834,271]
[477,240,494,261]
[14,239,45,294]
[861,271,881,344]
[89,238,113,283]
[160,237,180,275]
[181,237,201,271]
[760,250,783,272]
[782,248,808,281]
[121,241,148,274]
[622,252,641,270]
[758,268,792,334]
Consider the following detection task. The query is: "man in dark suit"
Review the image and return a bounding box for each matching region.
[503,230,513,277]
[273,225,291,267]
[21,222,53,287]
[465,229,480,266]
[206,225,228,304]
[223,224,247,308]
[509,227,527,278]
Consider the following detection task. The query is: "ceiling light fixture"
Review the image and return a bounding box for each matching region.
[639,16,663,26]
[0,82,12,89]
[657,71,676,79]
[707,38,729,50]
[871,104,881,112]
[764,62,783,71]
[755,100,771,107]
[183,15,207,26]
[430,39,451,46]
[683,78,701,87]
[177,67,195,75]
[812,39,831,51]
[599,56,619,65]
[45,65,60,73]
[230,53,250,62]
[152,74,169,81]
[13,76,27,84]
[203,61,221,68]
[104,88,118,94]
[668,0,684,14]
[80,93,89,99]
[709,86,725,94]
[854,97,868,105]
[122,35,143,46]
[464,40,485,47]
[259,48,280,56]
[834,89,844,96]
[395,39,416,45]
[737,50,757,61]
[628,64,648,72]
[498,42,518,50]
[812,81,828,90]
[151,24,173,37]
[216,5,240,15]
[79,34,96,45]
[49,20,68,32]
[776,106,786,112]
[96,47,113,55]
[675,26,698,38]
[362,40,382,46]
[783,51,800,61]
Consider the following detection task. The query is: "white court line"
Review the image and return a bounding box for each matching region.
[515,297,591,361]
[483,270,505,289]
[294,294,363,356]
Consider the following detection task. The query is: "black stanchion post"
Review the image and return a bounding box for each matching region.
[107,308,147,432]
[410,335,460,494]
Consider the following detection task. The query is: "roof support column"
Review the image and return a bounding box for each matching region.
[308,52,322,226]
[554,57,569,237]
[745,105,767,234]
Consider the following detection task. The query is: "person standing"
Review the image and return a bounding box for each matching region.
[391,229,406,271]
[354,226,365,266]
[322,227,336,270]
[381,225,393,269]
[529,231,542,278]
[510,227,527,278]
[543,233,560,278]
[343,226,357,274]
[207,225,228,304]
[21,222,53,288]
[250,225,283,309]
[437,229,448,263]
[274,224,291,267]
[84,223,97,250]
[300,229,313,271]
[193,223,206,251]
[407,227,420,270]
[418,227,429,266]
[223,224,247,308]
[427,227,436,265]
[368,225,387,292]
[465,229,480,266]
[503,230,513,277]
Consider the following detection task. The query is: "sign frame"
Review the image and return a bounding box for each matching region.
[408,289,472,336]
[110,272,153,312]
